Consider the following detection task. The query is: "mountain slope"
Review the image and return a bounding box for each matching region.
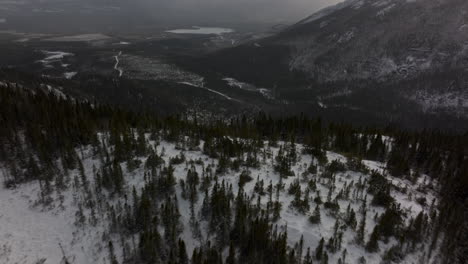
[280,0,468,82]
[196,0,468,127]
[1,80,467,264]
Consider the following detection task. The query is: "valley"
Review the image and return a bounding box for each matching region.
[0,0,468,263]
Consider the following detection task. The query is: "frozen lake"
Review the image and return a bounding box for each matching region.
[165,26,234,35]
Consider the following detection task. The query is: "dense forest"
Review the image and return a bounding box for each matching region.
[0,77,467,264]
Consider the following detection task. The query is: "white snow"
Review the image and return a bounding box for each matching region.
[223,77,246,89]
[258,88,274,99]
[179,81,241,102]
[372,0,393,7]
[0,165,115,264]
[113,51,123,77]
[36,51,74,67]
[223,77,274,99]
[0,183,76,264]
[42,84,67,99]
[64,72,77,79]
[318,101,328,109]
[40,51,74,61]
[0,135,441,264]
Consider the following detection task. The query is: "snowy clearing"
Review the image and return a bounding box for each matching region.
[0,135,439,264]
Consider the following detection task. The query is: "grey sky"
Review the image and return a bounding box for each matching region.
[0,0,342,32]
[136,0,343,24]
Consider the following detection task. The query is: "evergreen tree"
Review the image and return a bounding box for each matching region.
[315,238,324,260]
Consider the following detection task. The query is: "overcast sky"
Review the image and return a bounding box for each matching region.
[0,0,343,32]
[135,0,343,24]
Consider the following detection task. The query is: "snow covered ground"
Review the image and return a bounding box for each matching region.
[36,51,74,68]
[64,72,77,79]
[0,155,118,264]
[223,77,274,99]
[179,81,241,102]
[0,136,440,263]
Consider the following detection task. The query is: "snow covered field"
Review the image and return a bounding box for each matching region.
[0,136,440,263]
[36,50,74,67]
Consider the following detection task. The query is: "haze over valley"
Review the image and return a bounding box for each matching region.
[0,1,467,264]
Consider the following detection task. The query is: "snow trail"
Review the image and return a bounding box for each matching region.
[179,81,241,102]
[113,51,123,77]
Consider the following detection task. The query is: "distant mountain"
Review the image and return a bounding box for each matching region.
[198,0,468,128]
[279,0,468,82]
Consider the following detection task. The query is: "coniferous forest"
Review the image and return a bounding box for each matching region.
[1,0,468,262]
[0,75,467,264]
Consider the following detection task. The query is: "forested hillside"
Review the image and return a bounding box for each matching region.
[0,80,467,264]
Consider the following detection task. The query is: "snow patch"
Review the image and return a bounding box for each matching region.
[318,101,328,109]
[36,51,74,67]
[64,72,77,79]
[0,136,441,264]
[372,0,393,7]
[179,81,240,102]
[223,77,274,99]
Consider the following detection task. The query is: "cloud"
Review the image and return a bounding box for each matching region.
[130,0,343,24]
[0,0,343,32]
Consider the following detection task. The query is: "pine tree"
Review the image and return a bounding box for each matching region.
[366,225,380,252]
[226,242,236,264]
[315,237,324,260]
[108,241,119,264]
[178,239,188,264]
[356,211,366,245]
[304,247,313,264]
